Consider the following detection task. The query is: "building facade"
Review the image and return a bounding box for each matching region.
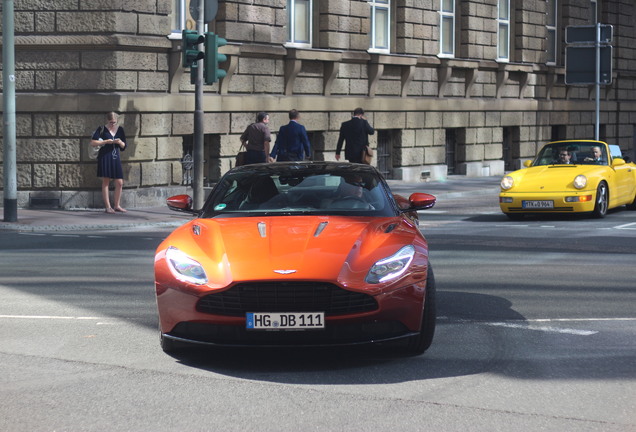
[1,0,635,208]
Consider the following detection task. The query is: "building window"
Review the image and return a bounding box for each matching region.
[497,0,510,62]
[546,0,557,64]
[590,0,597,24]
[439,0,455,58]
[370,0,390,51]
[287,0,312,47]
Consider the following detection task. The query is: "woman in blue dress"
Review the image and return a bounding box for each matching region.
[90,112,127,213]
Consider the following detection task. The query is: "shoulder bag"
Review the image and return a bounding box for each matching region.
[235,142,247,167]
[361,146,373,165]
[89,126,103,160]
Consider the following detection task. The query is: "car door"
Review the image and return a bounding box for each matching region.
[609,145,635,204]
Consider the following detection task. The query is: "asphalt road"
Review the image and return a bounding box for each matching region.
[0,195,634,431]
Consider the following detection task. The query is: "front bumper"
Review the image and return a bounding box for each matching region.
[499,190,596,214]
[156,280,426,347]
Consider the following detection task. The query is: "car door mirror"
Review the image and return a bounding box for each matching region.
[167,195,195,213]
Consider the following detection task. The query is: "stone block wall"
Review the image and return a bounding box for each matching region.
[1,0,636,208]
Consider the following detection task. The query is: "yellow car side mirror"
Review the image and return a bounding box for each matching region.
[612,158,625,167]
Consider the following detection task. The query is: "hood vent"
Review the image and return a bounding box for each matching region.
[257,222,267,238]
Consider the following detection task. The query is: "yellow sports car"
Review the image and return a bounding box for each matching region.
[499,140,636,219]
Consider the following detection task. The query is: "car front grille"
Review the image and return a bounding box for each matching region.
[196,282,378,317]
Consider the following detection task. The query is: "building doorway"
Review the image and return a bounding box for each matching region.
[377,129,399,179]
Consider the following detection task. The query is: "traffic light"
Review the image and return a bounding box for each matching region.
[182,29,204,68]
[204,32,228,84]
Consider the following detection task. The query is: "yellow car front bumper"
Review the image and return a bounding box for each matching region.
[499,190,597,214]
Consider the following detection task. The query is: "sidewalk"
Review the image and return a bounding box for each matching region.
[0,176,501,232]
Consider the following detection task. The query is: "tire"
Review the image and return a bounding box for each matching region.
[159,322,185,354]
[404,265,437,355]
[592,182,608,218]
[160,333,184,354]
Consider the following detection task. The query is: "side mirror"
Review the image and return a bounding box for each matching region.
[167,194,194,213]
[612,158,626,167]
[523,160,532,168]
[408,193,436,210]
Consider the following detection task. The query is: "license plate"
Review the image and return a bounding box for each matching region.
[522,200,554,209]
[246,312,325,330]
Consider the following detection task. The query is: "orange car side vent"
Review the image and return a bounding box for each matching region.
[314,221,328,237]
[385,223,397,233]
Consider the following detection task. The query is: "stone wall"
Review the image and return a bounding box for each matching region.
[1,0,636,208]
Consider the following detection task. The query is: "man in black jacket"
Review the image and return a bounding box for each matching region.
[335,107,374,163]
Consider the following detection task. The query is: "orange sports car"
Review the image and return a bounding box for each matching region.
[155,162,437,355]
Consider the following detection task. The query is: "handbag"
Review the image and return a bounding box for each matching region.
[235,143,247,167]
[361,146,373,165]
[89,126,103,160]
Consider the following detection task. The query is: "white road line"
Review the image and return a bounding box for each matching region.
[437,317,636,336]
[615,222,636,230]
[484,322,598,336]
[0,315,103,320]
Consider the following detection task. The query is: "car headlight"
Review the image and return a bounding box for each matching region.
[165,246,208,285]
[366,245,415,284]
[500,176,514,190]
[573,175,587,189]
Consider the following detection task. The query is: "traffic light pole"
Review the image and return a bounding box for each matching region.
[193,0,205,210]
[3,0,18,222]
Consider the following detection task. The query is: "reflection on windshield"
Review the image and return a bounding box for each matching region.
[201,170,395,218]
[533,142,608,166]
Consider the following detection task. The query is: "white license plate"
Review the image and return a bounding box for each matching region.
[246,312,325,330]
[522,200,554,209]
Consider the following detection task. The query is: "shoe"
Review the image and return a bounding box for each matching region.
[105,208,115,214]
[114,207,127,213]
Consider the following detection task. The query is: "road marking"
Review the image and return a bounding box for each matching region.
[615,222,636,230]
[484,322,597,336]
[0,315,103,320]
[438,317,636,336]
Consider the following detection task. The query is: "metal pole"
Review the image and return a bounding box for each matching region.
[192,0,205,209]
[3,0,18,222]
[595,23,600,141]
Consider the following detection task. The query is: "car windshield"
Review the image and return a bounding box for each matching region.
[200,164,397,218]
[533,142,608,166]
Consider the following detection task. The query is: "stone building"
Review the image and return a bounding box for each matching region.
[1,0,635,209]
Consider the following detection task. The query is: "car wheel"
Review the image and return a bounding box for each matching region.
[159,324,184,354]
[592,182,608,218]
[404,265,436,355]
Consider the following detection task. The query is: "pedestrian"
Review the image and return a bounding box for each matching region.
[90,111,127,213]
[270,109,311,161]
[240,111,272,165]
[335,107,374,163]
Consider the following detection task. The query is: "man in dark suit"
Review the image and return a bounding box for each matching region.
[335,107,374,163]
[270,109,311,161]
[583,145,607,164]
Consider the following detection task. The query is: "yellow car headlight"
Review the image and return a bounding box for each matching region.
[500,176,514,190]
[573,175,587,189]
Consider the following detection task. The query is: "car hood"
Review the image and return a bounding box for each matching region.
[505,164,603,192]
[160,215,423,287]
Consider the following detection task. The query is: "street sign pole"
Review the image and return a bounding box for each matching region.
[193,0,205,210]
[595,23,601,141]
